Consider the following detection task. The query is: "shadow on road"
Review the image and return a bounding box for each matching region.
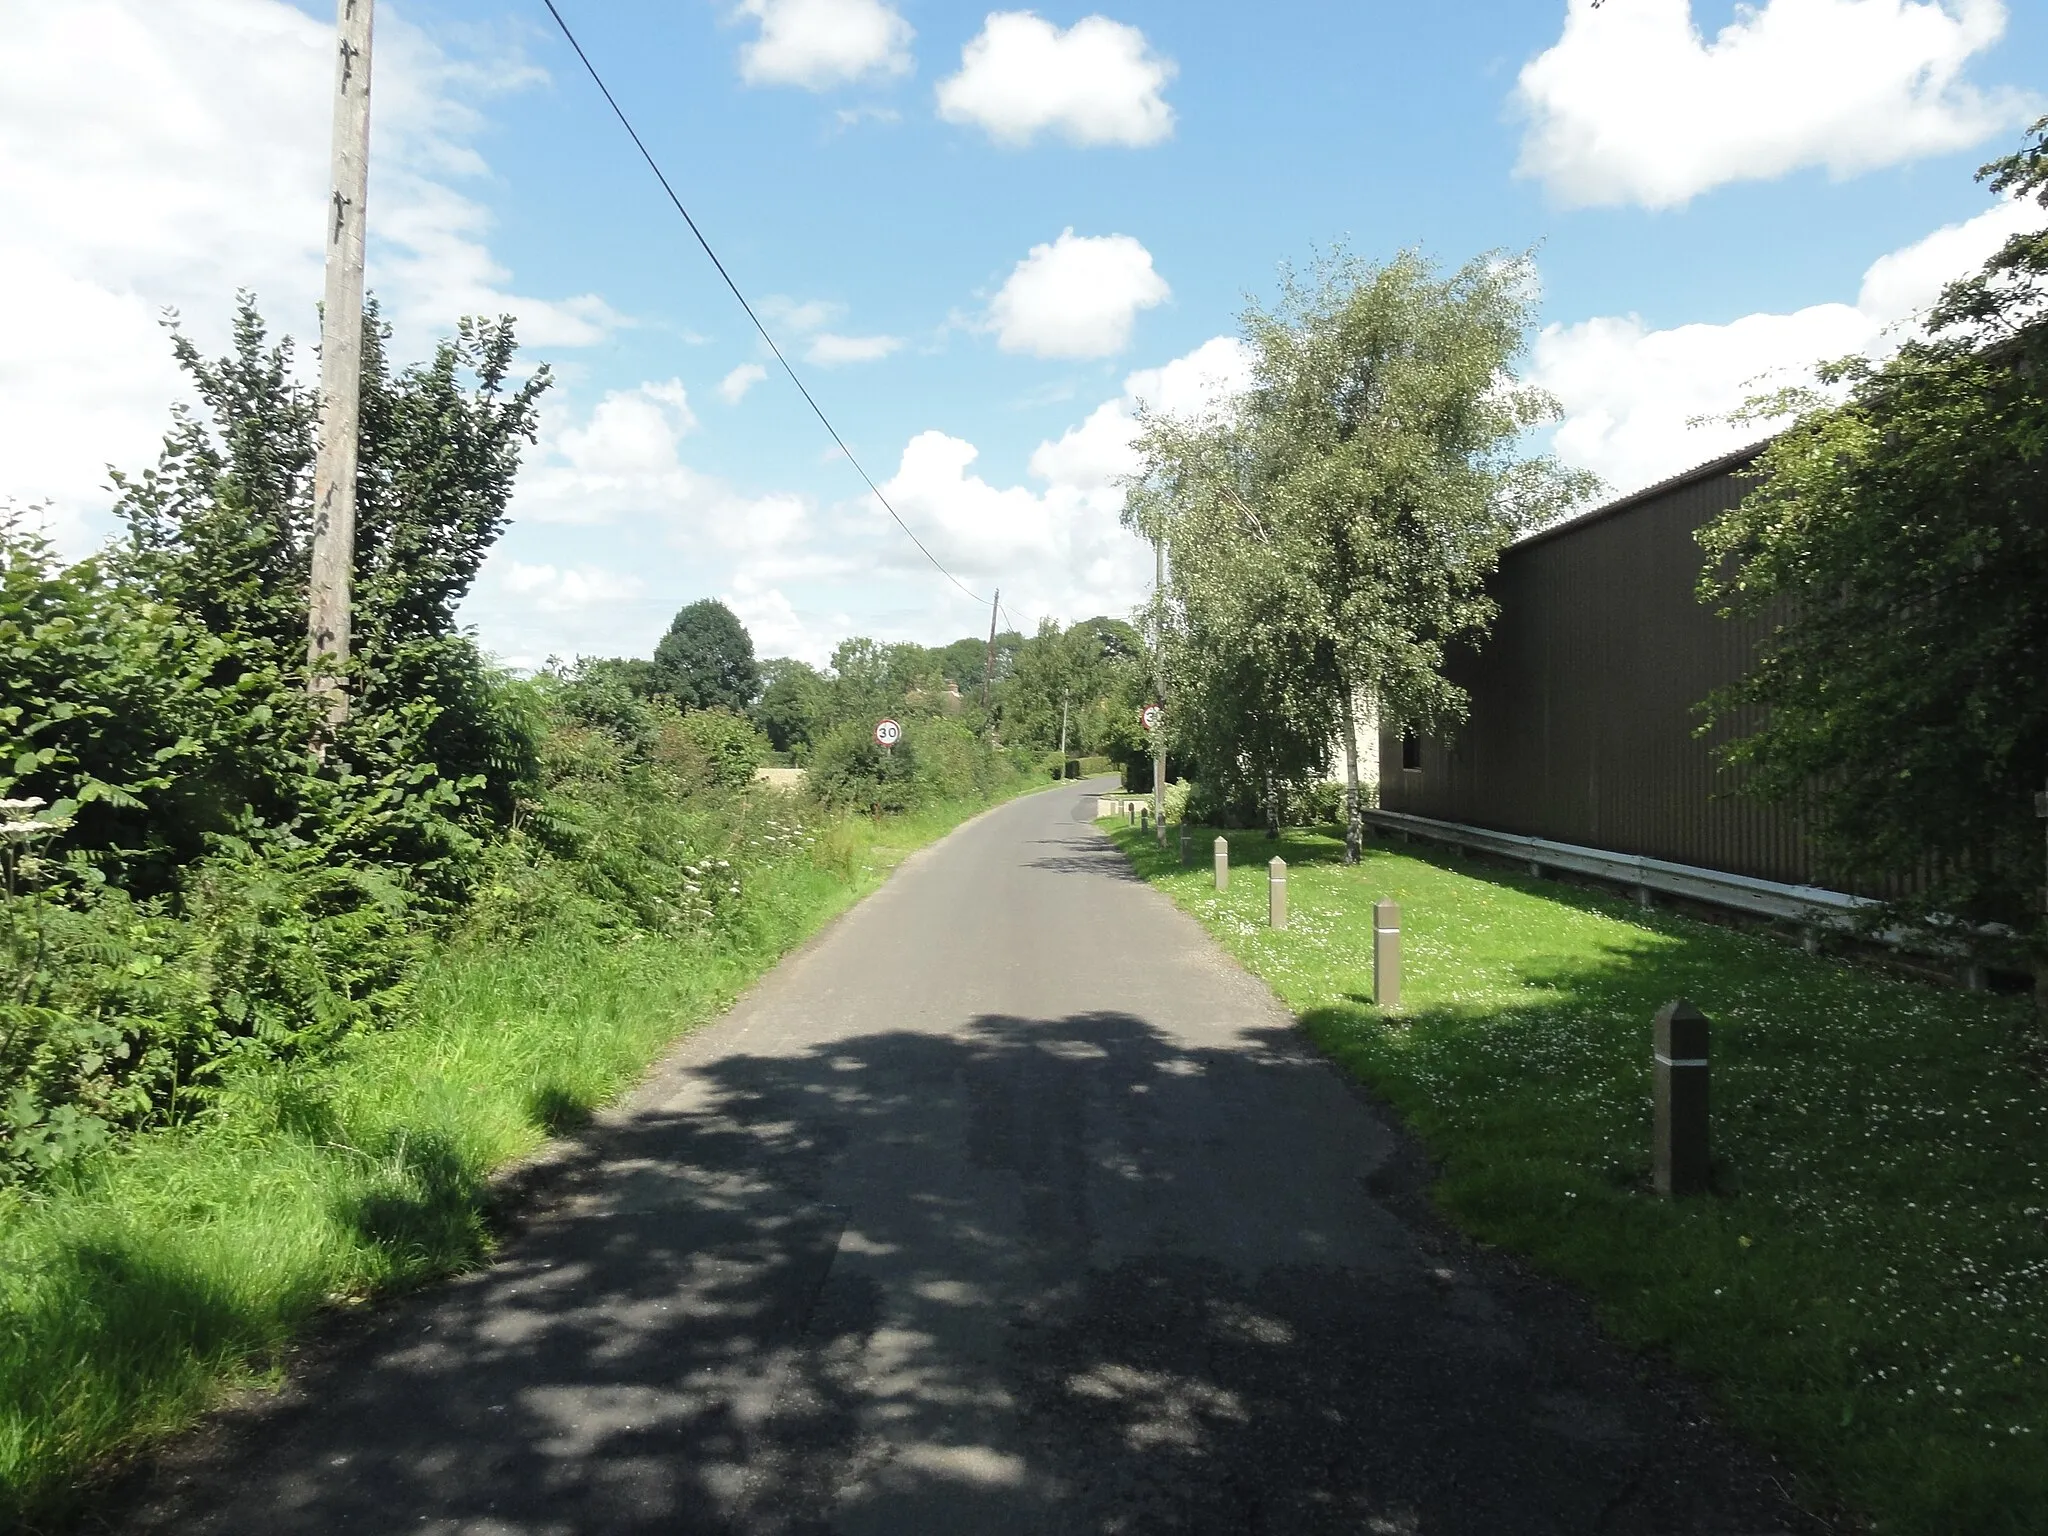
[117,1007,1807,1536]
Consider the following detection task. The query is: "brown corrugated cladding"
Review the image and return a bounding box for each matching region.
[1379,446,1836,889]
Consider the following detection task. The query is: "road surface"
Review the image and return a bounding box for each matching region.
[122,782,1808,1534]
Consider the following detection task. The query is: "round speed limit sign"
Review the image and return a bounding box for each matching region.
[874,718,902,747]
[1140,704,1164,733]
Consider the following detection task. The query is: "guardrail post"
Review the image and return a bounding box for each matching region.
[1269,857,1288,929]
[1373,899,1400,1007]
[1653,999,1711,1197]
[1213,836,1229,892]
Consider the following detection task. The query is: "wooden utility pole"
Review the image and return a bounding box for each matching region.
[1058,691,1069,766]
[1152,539,1167,839]
[980,588,1001,714]
[306,0,376,723]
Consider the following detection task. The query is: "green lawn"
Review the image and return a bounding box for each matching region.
[0,787,1047,1529]
[1107,820,2047,1536]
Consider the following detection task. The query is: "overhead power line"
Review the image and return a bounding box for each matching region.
[537,0,988,609]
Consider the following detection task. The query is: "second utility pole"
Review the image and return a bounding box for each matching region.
[1152,539,1167,841]
[981,588,1001,716]
[306,0,375,724]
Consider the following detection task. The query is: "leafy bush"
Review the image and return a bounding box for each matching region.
[0,297,549,1182]
[1162,780,1192,822]
[806,719,921,813]
[668,708,769,791]
[1297,779,1344,826]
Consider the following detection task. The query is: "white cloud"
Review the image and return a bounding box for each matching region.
[720,362,770,402]
[806,332,904,365]
[1029,334,1252,489]
[1516,0,2037,208]
[838,335,1251,632]
[736,0,913,90]
[555,380,696,476]
[759,295,842,333]
[988,229,1170,358]
[514,379,809,551]
[0,0,623,549]
[502,561,647,614]
[936,12,1175,147]
[1533,197,2044,494]
[468,376,817,664]
[723,575,843,664]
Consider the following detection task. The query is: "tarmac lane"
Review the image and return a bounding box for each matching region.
[116,780,1814,1535]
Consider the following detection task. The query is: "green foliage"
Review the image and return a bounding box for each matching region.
[1698,120,2048,972]
[1,295,548,1181]
[0,517,311,895]
[552,658,660,759]
[805,715,1011,814]
[753,657,829,757]
[806,719,923,813]
[990,614,1150,759]
[671,708,769,791]
[652,599,759,713]
[1129,246,1597,861]
[0,753,1044,1529]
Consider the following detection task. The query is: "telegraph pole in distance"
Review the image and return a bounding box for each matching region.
[306,0,376,724]
[981,588,1001,715]
[1152,539,1167,839]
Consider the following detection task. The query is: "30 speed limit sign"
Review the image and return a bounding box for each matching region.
[873,718,902,748]
[1140,704,1164,733]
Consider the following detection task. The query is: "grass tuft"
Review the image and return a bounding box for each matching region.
[1109,820,2047,1536]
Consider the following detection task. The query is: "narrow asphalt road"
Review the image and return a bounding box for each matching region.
[122,783,1808,1535]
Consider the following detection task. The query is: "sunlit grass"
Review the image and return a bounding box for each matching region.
[1109,820,2047,1536]
[0,785,1046,1527]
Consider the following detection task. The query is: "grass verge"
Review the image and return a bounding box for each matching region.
[1107,820,2047,1536]
[0,785,1046,1528]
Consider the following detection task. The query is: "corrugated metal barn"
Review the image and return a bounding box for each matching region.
[1375,444,1850,891]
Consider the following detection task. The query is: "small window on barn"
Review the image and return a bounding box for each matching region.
[1401,732,1422,772]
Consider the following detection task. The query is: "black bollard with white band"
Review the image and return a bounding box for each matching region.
[1653,998,1711,1197]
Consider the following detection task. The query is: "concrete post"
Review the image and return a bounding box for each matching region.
[1372,899,1400,1008]
[1141,807,1151,834]
[1213,836,1229,893]
[1653,999,1711,1197]
[1268,857,1288,930]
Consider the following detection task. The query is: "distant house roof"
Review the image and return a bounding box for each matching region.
[1512,440,1773,555]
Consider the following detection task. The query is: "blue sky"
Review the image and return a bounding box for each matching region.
[3,0,2043,665]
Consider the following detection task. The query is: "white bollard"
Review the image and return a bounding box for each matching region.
[1373,899,1401,1007]
[1268,857,1288,930]
[1213,836,1229,892]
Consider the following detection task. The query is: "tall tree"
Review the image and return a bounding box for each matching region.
[1130,247,1593,860]
[1698,117,2048,1007]
[753,657,828,756]
[652,599,759,713]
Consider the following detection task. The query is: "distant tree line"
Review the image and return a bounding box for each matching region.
[578,602,1157,787]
